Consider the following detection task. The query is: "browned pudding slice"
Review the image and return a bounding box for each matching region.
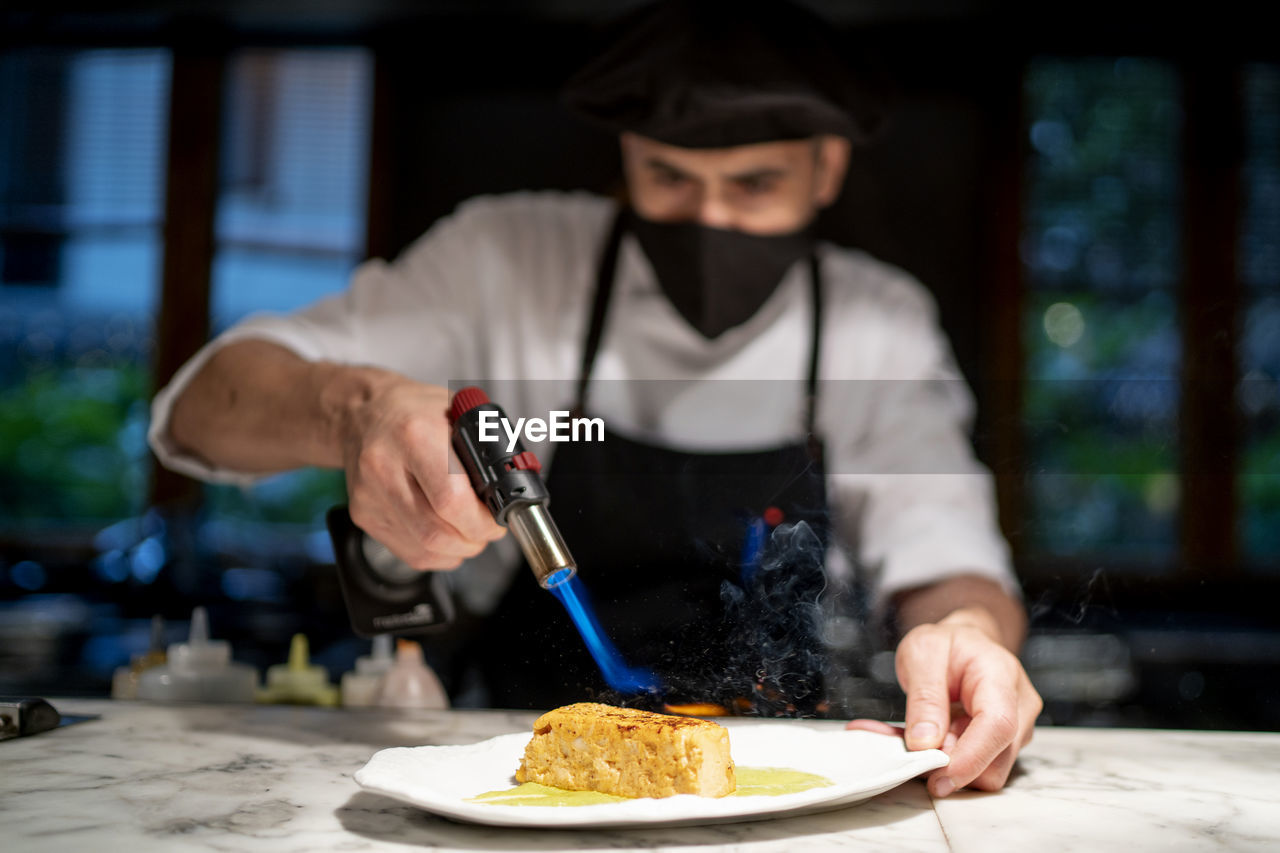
[515,702,736,798]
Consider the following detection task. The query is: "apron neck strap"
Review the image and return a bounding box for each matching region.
[574,208,628,413]
[575,208,825,441]
[804,252,823,444]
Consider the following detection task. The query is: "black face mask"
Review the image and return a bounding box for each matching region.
[627,211,814,339]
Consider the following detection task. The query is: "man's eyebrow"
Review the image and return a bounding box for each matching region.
[723,166,787,182]
[642,157,787,182]
[644,157,692,176]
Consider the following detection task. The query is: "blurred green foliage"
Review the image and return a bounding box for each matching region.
[1241,436,1280,562]
[204,467,346,528]
[1021,59,1181,560]
[0,355,345,532]
[0,362,150,524]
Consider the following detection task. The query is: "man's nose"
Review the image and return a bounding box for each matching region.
[694,193,735,230]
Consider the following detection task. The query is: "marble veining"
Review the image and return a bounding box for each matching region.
[1,700,1276,852]
[932,727,1280,853]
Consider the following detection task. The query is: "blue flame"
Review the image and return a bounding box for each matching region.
[548,571,659,694]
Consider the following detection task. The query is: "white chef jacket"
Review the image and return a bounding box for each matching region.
[149,191,1017,611]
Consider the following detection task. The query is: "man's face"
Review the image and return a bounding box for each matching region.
[620,132,850,235]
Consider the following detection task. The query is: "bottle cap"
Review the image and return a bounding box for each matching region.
[395,637,423,663]
[168,607,232,672]
[129,613,168,672]
[148,614,166,654]
[264,634,329,691]
[355,634,394,677]
[258,634,338,705]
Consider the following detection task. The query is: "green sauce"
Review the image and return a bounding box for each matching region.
[470,782,629,807]
[732,766,833,797]
[468,767,832,807]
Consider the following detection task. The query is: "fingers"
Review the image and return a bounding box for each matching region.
[844,720,961,784]
[966,743,1018,792]
[345,384,506,570]
[408,443,507,546]
[892,619,1043,798]
[942,729,959,752]
[844,719,903,738]
[896,625,954,751]
[349,462,480,570]
[1020,670,1044,748]
[930,646,1023,796]
[924,742,1017,797]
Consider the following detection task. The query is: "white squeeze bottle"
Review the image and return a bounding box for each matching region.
[341,634,394,707]
[136,606,258,703]
[375,638,449,709]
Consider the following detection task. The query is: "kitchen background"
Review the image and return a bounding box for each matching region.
[1,1,1276,729]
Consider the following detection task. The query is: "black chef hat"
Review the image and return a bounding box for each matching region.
[562,0,889,149]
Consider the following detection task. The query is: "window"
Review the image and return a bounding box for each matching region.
[0,48,170,533]
[1017,56,1280,730]
[0,44,371,692]
[1021,58,1182,565]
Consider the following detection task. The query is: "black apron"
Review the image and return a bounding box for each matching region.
[475,210,832,716]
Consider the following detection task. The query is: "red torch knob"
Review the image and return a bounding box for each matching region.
[449,386,490,423]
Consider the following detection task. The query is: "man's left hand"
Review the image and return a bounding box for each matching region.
[847,607,1043,797]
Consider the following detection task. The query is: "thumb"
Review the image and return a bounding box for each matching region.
[897,627,953,751]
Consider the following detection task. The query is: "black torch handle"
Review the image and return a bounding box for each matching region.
[327,505,455,637]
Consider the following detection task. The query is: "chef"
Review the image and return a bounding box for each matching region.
[149,0,1041,796]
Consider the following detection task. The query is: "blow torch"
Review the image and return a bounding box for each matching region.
[328,386,576,637]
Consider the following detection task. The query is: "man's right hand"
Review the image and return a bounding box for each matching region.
[168,340,505,571]
[339,378,507,570]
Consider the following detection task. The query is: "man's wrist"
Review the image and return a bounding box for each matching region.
[936,606,1004,645]
[312,362,400,468]
[892,574,1028,652]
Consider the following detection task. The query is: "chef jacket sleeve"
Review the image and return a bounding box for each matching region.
[823,263,1020,612]
[147,194,531,485]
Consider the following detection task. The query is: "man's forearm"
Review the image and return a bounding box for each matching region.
[891,574,1028,652]
[168,339,395,474]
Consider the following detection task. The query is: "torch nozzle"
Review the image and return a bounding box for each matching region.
[506,502,577,589]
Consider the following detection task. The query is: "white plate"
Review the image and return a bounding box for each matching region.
[354,724,948,829]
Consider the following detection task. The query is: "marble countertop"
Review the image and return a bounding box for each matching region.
[3,699,1277,852]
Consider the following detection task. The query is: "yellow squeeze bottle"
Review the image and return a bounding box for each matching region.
[257,633,339,706]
